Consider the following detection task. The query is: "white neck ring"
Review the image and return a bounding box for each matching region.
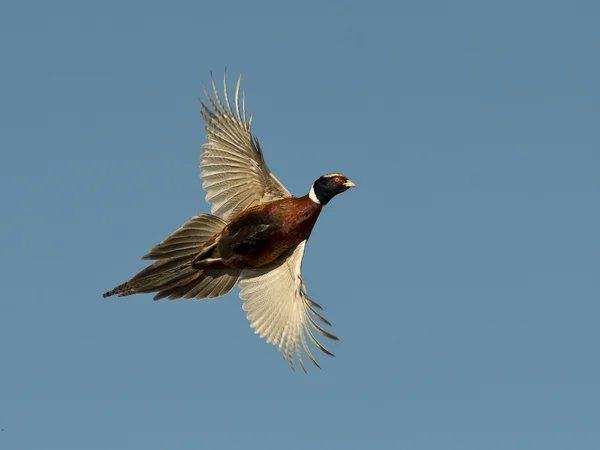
[308,185,320,204]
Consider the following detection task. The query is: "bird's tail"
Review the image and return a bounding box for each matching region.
[103,214,240,301]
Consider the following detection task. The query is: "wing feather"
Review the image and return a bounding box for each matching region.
[239,241,338,372]
[199,73,290,221]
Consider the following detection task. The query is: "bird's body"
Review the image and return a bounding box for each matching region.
[104,73,355,371]
[194,195,322,270]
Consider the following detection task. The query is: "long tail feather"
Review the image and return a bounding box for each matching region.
[103,214,240,300]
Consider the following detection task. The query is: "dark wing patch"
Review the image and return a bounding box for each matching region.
[218,222,282,259]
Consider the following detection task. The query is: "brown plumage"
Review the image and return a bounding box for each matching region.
[193,196,322,270]
[104,73,355,371]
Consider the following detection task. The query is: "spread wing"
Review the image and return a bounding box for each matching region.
[238,241,338,372]
[199,73,291,222]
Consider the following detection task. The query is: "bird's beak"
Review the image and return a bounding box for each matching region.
[344,179,356,188]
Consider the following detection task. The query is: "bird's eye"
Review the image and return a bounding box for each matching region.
[334,177,344,184]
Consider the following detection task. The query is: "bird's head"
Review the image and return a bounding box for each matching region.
[308,173,356,205]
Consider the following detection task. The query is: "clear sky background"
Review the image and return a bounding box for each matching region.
[1,1,599,449]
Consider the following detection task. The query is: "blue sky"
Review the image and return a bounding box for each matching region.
[1,1,599,449]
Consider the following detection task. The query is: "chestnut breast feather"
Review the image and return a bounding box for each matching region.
[216,196,322,269]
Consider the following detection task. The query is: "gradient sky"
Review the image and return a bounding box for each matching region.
[1,1,599,449]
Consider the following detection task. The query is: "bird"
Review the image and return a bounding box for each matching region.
[103,73,355,371]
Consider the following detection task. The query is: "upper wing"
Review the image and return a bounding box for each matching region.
[238,241,338,372]
[199,73,291,222]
